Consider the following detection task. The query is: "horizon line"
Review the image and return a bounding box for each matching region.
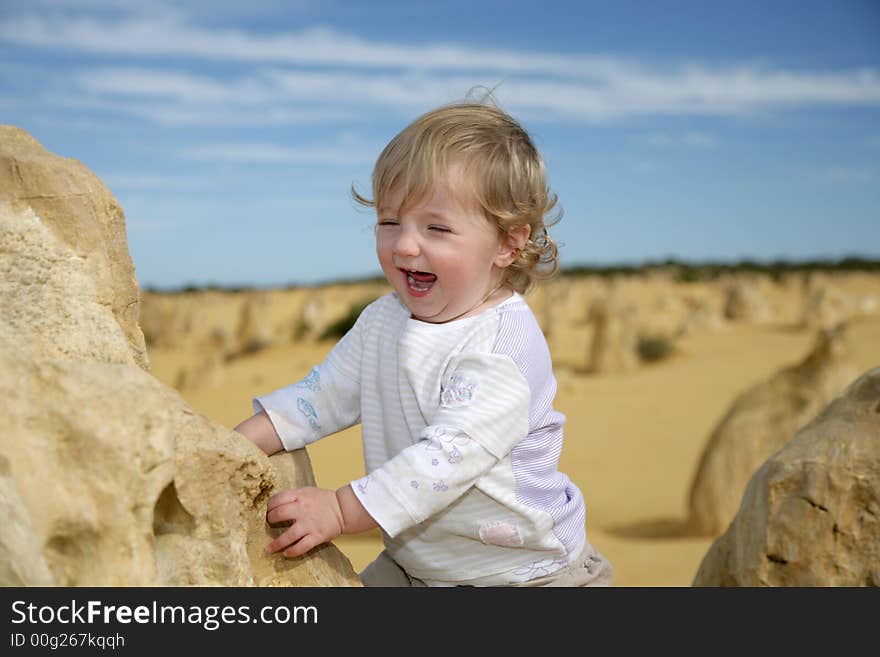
[139,254,880,294]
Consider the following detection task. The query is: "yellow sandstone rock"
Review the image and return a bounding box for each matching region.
[0,127,360,587]
[687,323,860,536]
[693,367,880,586]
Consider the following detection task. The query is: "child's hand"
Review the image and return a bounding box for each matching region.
[265,487,345,558]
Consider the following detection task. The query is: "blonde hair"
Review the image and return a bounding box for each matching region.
[352,101,561,294]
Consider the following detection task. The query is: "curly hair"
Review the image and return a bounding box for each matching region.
[352,100,561,294]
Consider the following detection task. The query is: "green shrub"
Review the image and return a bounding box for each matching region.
[292,318,311,342]
[637,334,676,362]
[318,298,376,340]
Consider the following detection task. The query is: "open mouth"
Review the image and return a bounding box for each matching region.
[401,269,437,296]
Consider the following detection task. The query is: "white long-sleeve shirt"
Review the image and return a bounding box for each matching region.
[254,292,591,585]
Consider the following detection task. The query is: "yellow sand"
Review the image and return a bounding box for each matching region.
[148,277,880,587]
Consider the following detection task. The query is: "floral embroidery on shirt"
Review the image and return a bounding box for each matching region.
[356,476,371,495]
[440,372,478,408]
[512,556,569,579]
[296,397,321,432]
[295,367,321,392]
[410,480,419,489]
[423,427,472,465]
[422,425,447,440]
[433,481,448,492]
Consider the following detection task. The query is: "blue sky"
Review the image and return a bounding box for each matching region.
[2,0,879,289]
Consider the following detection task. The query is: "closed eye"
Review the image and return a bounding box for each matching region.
[428,225,452,233]
[377,219,398,227]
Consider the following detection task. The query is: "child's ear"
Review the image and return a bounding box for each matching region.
[495,224,531,268]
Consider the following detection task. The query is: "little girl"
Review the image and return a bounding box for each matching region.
[235,101,613,587]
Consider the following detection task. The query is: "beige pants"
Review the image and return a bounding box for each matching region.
[360,543,614,587]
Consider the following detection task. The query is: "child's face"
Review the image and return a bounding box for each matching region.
[376,168,512,323]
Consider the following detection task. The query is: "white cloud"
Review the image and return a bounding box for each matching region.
[79,68,237,102]
[20,0,173,12]
[825,167,875,183]
[647,132,718,148]
[102,173,212,190]
[61,63,880,127]
[179,141,375,165]
[0,13,625,75]
[135,105,356,126]
[5,10,880,125]
[45,88,357,126]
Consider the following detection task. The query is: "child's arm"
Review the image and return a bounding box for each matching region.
[234,410,284,456]
[236,299,377,557]
[264,484,378,558]
[246,298,371,453]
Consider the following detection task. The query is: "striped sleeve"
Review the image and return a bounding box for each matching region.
[251,300,369,451]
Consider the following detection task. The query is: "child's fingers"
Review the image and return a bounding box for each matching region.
[283,534,321,559]
[266,522,307,555]
[267,489,299,511]
[266,501,299,526]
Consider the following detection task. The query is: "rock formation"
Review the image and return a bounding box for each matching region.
[140,291,209,350]
[526,277,570,338]
[139,282,389,357]
[686,322,860,536]
[0,127,148,370]
[296,286,383,342]
[0,125,360,586]
[676,296,726,337]
[235,291,275,355]
[693,367,880,586]
[799,279,854,331]
[638,294,687,340]
[722,276,772,323]
[586,285,639,374]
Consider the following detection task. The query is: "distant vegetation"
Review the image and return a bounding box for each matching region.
[318,298,377,340]
[140,257,880,294]
[563,256,880,284]
[140,274,387,295]
[637,334,677,363]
